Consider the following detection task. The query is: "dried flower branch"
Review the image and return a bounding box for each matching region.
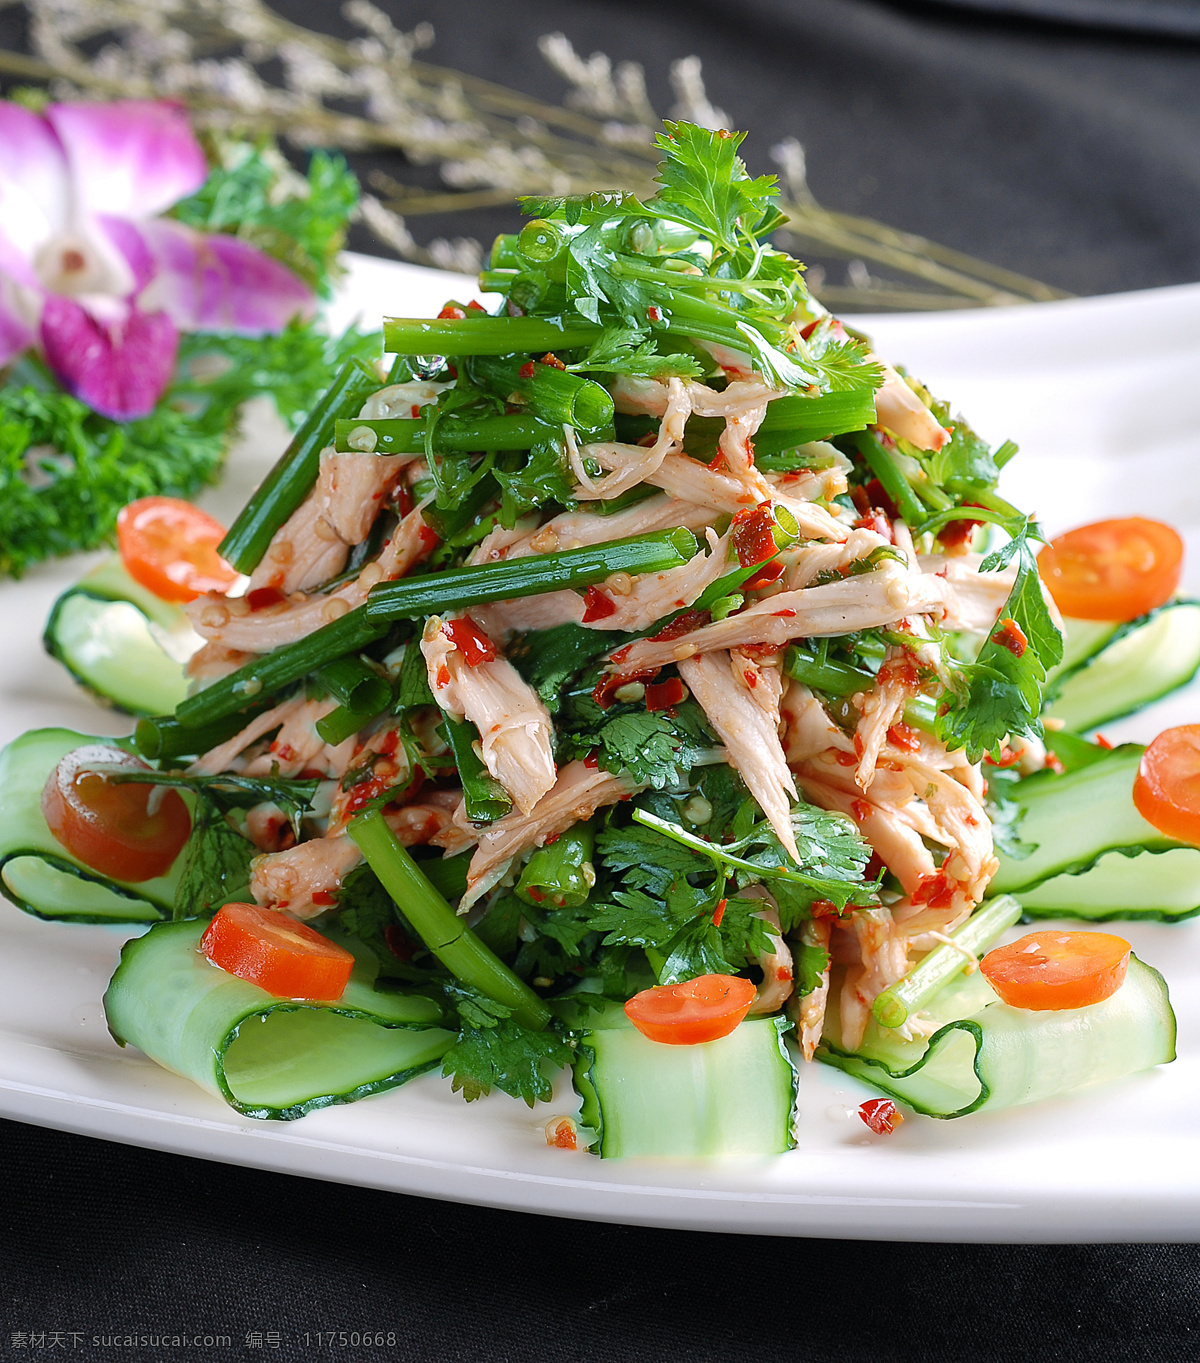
[0,1,1069,308]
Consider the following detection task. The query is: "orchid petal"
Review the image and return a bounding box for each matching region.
[45,101,207,221]
[0,102,69,284]
[41,295,178,421]
[138,220,316,335]
[0,286,36,368]
[97,215,157,294]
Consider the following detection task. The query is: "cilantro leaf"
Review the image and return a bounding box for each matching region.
[100,765,318,837]
[439,984,575,1106]
[794,940,831,997]
[567,328,704,380]
[494,439,576,528]
[649,123,779,254]
[507,623,615,713]
[592,701,717,790]
[937,525,1064,760]
[173,796,254,921]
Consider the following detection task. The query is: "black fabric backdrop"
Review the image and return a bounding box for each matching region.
[4,1,1200,1359]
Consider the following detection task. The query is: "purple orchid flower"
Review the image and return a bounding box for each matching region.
[0,100,316,420]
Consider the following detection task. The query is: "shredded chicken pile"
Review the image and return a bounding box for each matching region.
[183,363,1010,1057]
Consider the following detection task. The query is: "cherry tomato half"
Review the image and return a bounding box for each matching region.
[1133,724,1200,845]
[624,974,757,1045]
[1036,517,1183,622]
[41,744,191,883]
[201,902,355,1002]
[980,930,1131,1011]
[116,496,238,604]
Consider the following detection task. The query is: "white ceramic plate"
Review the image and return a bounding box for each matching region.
[4,256,1200,1243]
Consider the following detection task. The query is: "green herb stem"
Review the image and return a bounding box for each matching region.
[847,432,928,529]
[383,316,601,356]
[334,413,557,454]
[313,655,391,713]
[442,717,513,824]
[134,705,272,762]
[348,809,549,1029]
[175,608,388,730]
[466,355,614,432]
[218,358,380,574]
[871,895,1023,1029]
[516,822,595,910]
[365,528,697,622]
[784,647,872,696]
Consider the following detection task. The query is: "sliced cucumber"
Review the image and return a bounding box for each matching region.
[44,555,198,716]
[1045,616,1118,687]
[1045,601,1200,732]
[0,728,181,923]
[104,917,455,1119]
[574,1011,797,1158]
[818,956,1175,1118]
[990,744,1178,895]
[1017,847,1200,922]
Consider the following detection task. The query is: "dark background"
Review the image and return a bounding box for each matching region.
[4,1,1200,1359]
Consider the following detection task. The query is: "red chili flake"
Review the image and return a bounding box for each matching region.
[410,404,421,419]
[992,617,1028,657]
[438,303,466,320]
[466,299,485,312]
[937,514,984,550]
[744,560,785,592]
[418,524,440,550]
[851,798,874,822]
[646,677,686,712]
[731,500,778,568]
[539,352,566,370]
[547,1118,578,1151]
[834,750,857,767]
[518,360,536,379]
[983,746,1021,769]
[435,664,451,688]
[592,667,656,709]
[646,305,664,323]
[706,451,726,473]
[743,669,758,689]
[393,483,414,518]
[1045,751,1065,775]
[810,899,843,920]
[799,319,822,341]
[272,742,296,761]
[344,775,388,816]
[649,608,710,643]
[444,618,498,666]
[447,364,458,379]
[1095,733,1113,750]
[774,608,797,619]
[582,586,618,622]
[299,767,325,781]
[525,885,546,904]
[584,750,599,769]
[712,897,727,928]
[913,872,956,909]
[375,729,400,757]
[385,924,417,961]
[310,889,336,906]
[887,722,921,753]
[859,1098,903,1136]
[246,586,286,612]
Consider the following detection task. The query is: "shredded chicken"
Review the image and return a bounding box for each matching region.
[436,760,643,909]
[852,648,921,791]
[838,906,910,1050]
[872,360,952,452]
[421,615,556,816]
[608,561,950,676]
[796,917,832,1061]
[739,887,795,1015]
[187,506,437,654]
[678,649,800,862]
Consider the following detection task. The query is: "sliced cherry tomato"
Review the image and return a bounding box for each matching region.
[980,930,1131,1011]
[201,902,355,1002]
[624,974,756,1045]
[1133,724,1200,845]
[116,496,238,604]
[41,744,191,883]
[1036,517,1183,621]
